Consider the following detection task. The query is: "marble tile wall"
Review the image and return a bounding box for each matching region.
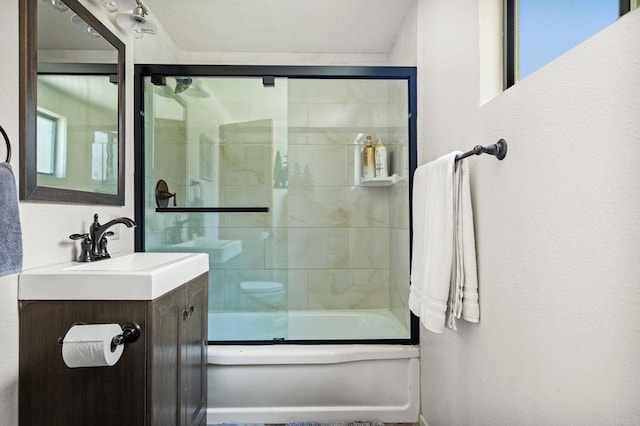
[145,77,412,330]
[212,79,410,319]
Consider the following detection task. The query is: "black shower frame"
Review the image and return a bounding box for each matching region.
[133,64,419,346]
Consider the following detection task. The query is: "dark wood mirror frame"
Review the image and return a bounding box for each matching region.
[19,0,125,205]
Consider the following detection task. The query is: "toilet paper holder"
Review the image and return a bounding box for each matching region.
[111,322,141,347]
[58,322,142,349]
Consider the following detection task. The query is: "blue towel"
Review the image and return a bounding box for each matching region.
[0,162,23,277]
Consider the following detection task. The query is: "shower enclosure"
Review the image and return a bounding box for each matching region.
[134,66,417,344]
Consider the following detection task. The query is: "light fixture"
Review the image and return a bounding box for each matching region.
[70,14,101,38]
[101,0,136,13]
[41,0,69,12]
[115,0,158,38]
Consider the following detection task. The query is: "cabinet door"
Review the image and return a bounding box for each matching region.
[149,285,184,425]
[18,300,147,426]
[182,274,208,426]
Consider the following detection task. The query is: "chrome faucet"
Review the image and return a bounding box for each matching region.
[88,213,135,260]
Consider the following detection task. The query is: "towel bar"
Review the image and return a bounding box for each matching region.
[1,125,10,163]
[455,139,507,162]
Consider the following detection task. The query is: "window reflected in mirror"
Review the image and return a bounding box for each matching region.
[91,130,117,185]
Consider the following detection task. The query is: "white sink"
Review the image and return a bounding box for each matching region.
[160,238,242,263]
[18,252,209,301]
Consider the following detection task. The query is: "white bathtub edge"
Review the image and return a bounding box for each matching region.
[208,401,419,424]
[208,344,419,365]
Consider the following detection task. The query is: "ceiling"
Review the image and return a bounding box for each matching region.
[38,1,117,51]
[144,0,415,54]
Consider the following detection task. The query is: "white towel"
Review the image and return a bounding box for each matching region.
[449,158,479,328]
[409,153,479,333]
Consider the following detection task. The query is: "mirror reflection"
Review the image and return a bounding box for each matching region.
[37,0,119,195]
[20,0,125,204]
[37,73,118,193]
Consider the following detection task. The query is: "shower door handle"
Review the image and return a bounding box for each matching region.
[156,207,269,213]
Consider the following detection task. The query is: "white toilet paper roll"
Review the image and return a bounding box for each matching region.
[61,324,124,368]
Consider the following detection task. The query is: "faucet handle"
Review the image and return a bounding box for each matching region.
[69,233,92,262]
[69,233,90,241]
[98,231,115,259]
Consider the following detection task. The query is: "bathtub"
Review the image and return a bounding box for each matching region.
[206,310,419,424]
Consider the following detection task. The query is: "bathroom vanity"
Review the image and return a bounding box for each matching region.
[17,253,209,426]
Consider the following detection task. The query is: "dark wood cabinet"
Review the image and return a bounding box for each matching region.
[148,274,208,426]
[183,279,208,426]
[19,273,208,426]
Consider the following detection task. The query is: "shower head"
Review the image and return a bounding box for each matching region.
[174,77,192,94]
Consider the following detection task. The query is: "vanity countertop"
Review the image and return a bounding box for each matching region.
[18,252,209,301]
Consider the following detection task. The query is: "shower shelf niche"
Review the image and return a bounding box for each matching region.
[360,174,404,187]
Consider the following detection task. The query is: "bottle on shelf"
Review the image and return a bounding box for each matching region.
[353,133,365,185]
[362,135,375,179]
[375,137,388,177]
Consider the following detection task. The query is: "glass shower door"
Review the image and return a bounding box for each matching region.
[142,76,290,341]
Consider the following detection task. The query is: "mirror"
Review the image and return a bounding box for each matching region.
[19,0,125,204]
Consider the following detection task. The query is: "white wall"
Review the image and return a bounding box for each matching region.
[417,1,640,424]
[388,0,418,66]
[0,3,20,422]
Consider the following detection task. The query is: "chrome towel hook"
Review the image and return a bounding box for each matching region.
[0,125,10,163]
